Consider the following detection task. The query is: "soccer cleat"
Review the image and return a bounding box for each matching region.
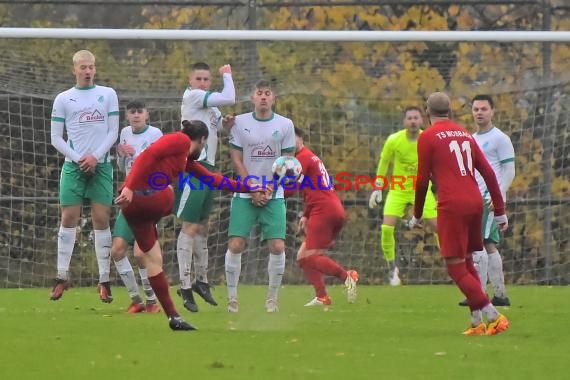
[462,323,487,336]
[265,298,279,313]
[127,302,145,314]
[177,288,198,312]
[168,316,197,331]
[344,270,359,303]
[227,297,239,313]
[458,298,469,307]
[389,267,401,286]
[97,282,113,303]
[304,295,332,306]
[49,278,69,301]
[486,314,510,336]
[193,281,218,306]
[491,296,511,307]
[145,301,161,313]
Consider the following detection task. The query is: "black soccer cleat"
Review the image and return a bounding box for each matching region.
[168,316,197,331]
[97,281,113,303]
[458,298,469,307]
[177,288,198,312]
[193,281,218,306]
[491,296,511,307]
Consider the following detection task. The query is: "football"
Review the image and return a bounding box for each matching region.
[272,156,303,184]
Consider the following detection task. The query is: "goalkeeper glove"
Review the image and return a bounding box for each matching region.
[494,214,509,232]
[368,190,383,209]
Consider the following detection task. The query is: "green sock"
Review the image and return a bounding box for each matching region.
[381,224,396,263]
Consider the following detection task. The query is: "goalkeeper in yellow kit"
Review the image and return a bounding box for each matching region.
[369,106,438,285]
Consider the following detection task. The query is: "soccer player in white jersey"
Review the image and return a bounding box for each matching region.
[50,50,119,302]
[224,79,296,313]
[173,62,235,312]
[459,94,516,307]
[112,100,162,313]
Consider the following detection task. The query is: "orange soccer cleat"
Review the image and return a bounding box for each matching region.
[486,314,510,336]
[127,302,145,314]
[462,323,487,336]
[145,302,161,314]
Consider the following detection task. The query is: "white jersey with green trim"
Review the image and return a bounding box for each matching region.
[473,126,515,196]
[118,125,163,175]
[229,112,296,199]
[51,85,119,163]
[181,88,222,166]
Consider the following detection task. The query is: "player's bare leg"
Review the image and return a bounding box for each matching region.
[92,203,113,303]
[138,241,196,330]
[51,205,80,300]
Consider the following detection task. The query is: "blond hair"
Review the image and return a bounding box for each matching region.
[72,50,96,65]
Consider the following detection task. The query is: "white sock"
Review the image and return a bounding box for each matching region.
[482,303,500,322]
[114,257,140,299]
[267,252,286,301]
[225,250,242,299]
[488,250,507,298]
[177,231,194,289]
[193,234,209,283]
[472,249,488,291]
[138,268,156,301]
[94,228,112,283]
[470,310,483,326]
[57,226,76,280]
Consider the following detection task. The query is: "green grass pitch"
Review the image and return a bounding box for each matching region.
[0,285,568,380]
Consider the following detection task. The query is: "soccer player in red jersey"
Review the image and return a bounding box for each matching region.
[411,92,510,336]
[287,128,359,306]
[115,120,266,330]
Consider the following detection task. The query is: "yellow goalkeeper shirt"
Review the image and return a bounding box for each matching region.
[375,129,422,193]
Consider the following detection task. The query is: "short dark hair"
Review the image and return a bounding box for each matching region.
[254,79,275,92]
[294,127,305,139]
[126,100,146,110]
[191,62,210,71]
[472,94,494,109]
[403,106,422,116]
[181,120,209,141]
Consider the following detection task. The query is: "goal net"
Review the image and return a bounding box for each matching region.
[1,32,569,288]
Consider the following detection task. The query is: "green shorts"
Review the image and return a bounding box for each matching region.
[228,197,286,241]
[173,167,216,223]
[112,210,135,246]
[59,161,113,206]
[482,202,500,244]
[383,189,437,219]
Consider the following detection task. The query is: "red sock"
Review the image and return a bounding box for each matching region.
[298,258,327,298]
[307,255,347,281]
[148,271,179,318]
[446,261,489,311]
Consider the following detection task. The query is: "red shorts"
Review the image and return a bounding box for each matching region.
[437,209,483,258]
[304,204,346,250]
[122,188,174,252]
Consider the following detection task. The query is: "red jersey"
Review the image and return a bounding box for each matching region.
[414,120,505,217]
[295,146,343,218]
[124,132,241,192]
